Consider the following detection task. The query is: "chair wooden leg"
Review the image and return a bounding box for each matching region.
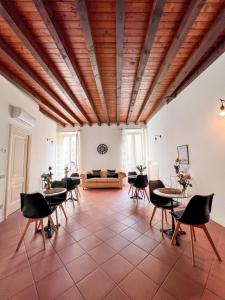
[190,225,195,266]
[149,206,157,225]
[16,219,31,251]
[60,204,68,220]
[40,219,46,250]
[128,185,132,195]
[35,220,38,233]
[191,226,197,242]
[55,208,59,226]
[202,224,222,262]
[144,188,149,201]
[48,215,57,232]
[171,221,180,245]
[164,209,168,223]
[161,209,164,238]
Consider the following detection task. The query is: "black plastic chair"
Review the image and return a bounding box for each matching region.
[133,175,149,201]
[171,194,222,266]
[149,180,180,237]
[50,180,68,225]
[70,173,81,199]
[16,193,56,251]
[128,171,137,196]
[62,177,77,206]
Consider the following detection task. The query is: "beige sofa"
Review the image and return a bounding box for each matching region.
[81,170,126,189]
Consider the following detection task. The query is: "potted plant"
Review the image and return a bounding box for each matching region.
[177,171,192,193]
[136,165,146,175]
[41,166,53,190]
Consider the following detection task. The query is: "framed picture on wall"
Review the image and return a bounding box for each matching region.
[177,145,189,164]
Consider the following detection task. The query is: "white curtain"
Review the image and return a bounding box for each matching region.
[56,131,81,179]
[121,129,148,173]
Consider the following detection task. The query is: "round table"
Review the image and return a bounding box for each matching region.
[43,188,67,238]
[43,187,67,197]
[153,188,191,245]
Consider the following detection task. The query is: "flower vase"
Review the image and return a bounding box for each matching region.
[46,177,51,190]
[181,186,187,194]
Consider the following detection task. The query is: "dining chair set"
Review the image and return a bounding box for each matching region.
[16,174,81,252]
[128,173,222,267]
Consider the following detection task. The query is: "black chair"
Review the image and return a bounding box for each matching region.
[50,180,68,225]
[133,175,149,202]
[171,194,222,266]
[16,193,57,251]
[128,171,137,196]
[149,180,180,237]
[70,173,81,199]
[62,177,77,206]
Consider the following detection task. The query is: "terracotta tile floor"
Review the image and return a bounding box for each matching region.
[0,187,225,299]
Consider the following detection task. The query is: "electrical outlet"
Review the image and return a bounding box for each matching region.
[0,175,5,179]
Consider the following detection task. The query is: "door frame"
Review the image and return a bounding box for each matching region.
[5,124,32,218]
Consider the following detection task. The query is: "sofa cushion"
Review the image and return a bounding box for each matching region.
[86,177,119,184]
[92,170,101,178]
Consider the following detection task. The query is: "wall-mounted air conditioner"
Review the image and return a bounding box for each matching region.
[10,106,36,128]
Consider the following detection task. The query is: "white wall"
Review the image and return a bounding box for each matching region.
[80,125,123,171]
[147,53,225,226]
[0,76,57,221]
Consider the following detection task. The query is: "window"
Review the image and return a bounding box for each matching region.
[121,129,148,173]
[56,132,80,178]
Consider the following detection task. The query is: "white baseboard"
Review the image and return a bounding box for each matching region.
[211,214,225,228]
[0,213,5,223]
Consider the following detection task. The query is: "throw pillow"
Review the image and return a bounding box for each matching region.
[92,170,101,178]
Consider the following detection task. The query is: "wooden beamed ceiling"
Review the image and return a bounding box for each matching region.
[0,0,225,127]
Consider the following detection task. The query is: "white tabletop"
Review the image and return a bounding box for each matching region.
[153,188,191,199]
[70,177,81,180]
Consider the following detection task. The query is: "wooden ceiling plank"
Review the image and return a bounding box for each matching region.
[147,2,225,121]
[0,0,90,126]
[0,37,79,126]
[76,0,110,125]
[39,107,66,127]
[126,0,166,124]
[136,0,205,124]
[33,0,101,126]
[0,64,68,127]
[116,0,125,125]
[169,37,225,103]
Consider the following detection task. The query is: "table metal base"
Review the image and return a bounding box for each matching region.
[37,221,59,239]
[161,228,186,246]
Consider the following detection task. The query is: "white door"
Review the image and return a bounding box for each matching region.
[6,126,31,216]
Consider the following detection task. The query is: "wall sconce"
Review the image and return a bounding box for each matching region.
[154,134,162,142]
[219,99,225,117]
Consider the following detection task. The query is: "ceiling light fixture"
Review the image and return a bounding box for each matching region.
[219,99,225,117]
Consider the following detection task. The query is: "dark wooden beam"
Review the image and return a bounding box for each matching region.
[39,107,66,127]
[0,37,81,125]
[126,0,166,124]
[0,63,72,126]
[146,3,225,122]
[33,0,101,126]
[135,0,205,124]
[76,0,110,125]
[116,0,125,125]
[0,0,91,125]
